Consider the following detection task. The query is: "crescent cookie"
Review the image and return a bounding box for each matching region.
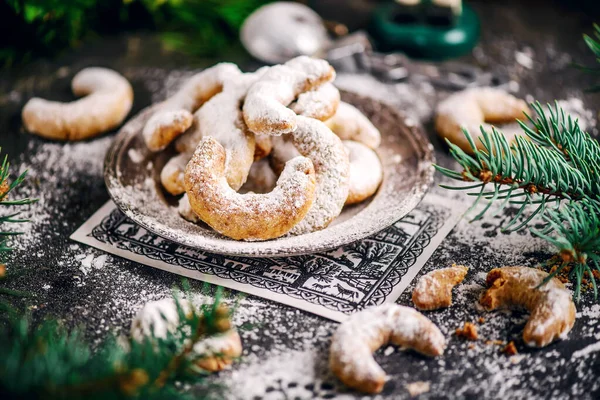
[330,304,446,394]
[184,137,317,240]
[130,298,242,372]
[178,193,201,223]
[480,266,576,347]
[175,71,270,190]
[243,56,335,135]
[269,134,301,176]
[143,63,242,152]
[435,87,530,154]
[412,264,469,311]
[160,153,191,196]
[325,102,381,149]
[343,140,383,205]
[254,134,273,161]
[288,116,349,235]
[270,137,378,207]
[22,67,133,141]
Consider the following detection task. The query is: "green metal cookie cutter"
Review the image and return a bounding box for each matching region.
[370,0,480,60]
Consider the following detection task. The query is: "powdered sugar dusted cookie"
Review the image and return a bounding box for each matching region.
[480,266,576,347]
[288,115,349,235]
[143,63,242,152]
[325,102,381,149]
[435,87,530,154]
[184,137,317,241]
[130,298,242,372]
[178,193,201,223]
[291,82,340,121]
[175,71,269,190]
[160,152,191,195]
[254,133,273,160]
[243,56,335,135]
[412,264,468,311]
[330,304,446,394]
[344,140,383,205]
[269,134,301,175]
[22,67,133,141]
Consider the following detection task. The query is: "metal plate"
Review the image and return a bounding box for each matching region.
[104,90,435,257]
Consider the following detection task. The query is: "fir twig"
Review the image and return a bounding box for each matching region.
[0,280,231,400]
[0,148,37,299]
[435,103,600,300]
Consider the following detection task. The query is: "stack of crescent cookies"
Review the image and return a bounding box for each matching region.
[142,56,384,241]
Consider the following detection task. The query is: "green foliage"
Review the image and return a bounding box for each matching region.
[582,23,600,92]
[0,150,37,258]
[435,103,600,301]
[1,0,271,67]
[0,284,230,400]
[0,153,235,399]
[1,0,97,67]
[143,0,271,56]
[0,148,36,299]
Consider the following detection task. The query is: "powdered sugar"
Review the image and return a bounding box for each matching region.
[178,71,264,190]
[160,152,190,195]
[142,63,242,151]
[325,101,382,149]
[480,267,576,347]
[291,82,340,121]
[12,136,113,252]
[343,140,383,205]
[243,56,335,135]
[329,304,445,393]
[556,97,597,134]
[185,137,316,240]
[412,264,468,310]
[289,115,349,235]
[22,67,133,141]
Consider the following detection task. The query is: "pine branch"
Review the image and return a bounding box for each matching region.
[435,103,600,300]
[0,149,37,279]
[0,281,232,400]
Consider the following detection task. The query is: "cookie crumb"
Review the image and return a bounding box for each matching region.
[455,322,478,340]
[478,317,485,324]
[485,339,505,346]
[502,341,518,355]
[0,264,5,278]
[405,381,431,397]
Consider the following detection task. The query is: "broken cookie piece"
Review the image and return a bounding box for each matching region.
[480,266,576,347]
[412,264,468,310]
[455,321,478,341]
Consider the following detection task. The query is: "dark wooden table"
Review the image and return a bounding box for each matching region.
[1,1,599,398]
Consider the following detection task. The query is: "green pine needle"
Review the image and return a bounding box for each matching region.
[0,280,230,400]
[0,148,37,267]
[435,102,600,301]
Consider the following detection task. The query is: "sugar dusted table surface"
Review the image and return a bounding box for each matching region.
[1,1,600,398]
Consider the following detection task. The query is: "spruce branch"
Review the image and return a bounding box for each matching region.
[435,103,600,301]
[0,281,232,400]
[0,149,37,295]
